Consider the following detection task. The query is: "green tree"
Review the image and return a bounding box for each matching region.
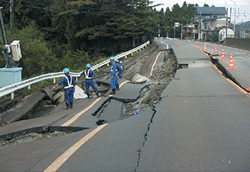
[162,2,198,38]
[15,22,58,78]
[0,0,159,78]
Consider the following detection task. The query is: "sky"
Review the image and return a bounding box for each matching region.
[152,0,250,23]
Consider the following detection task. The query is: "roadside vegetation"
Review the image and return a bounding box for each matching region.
[0,0,213,79]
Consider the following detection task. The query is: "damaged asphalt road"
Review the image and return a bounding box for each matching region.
[0,41,179,171]
[2,39,250,171]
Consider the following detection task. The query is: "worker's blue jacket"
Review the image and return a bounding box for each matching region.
[80,69,96,80]
[119,65,124,78]
[116,63,122,75]
[80,69,98,92]
[57,74,75,89]
[110,62,117,77]
[57,74,75,104]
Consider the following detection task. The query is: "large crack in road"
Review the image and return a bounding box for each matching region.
[91,47,177,124]
[88,46,178,171]
[135,106,157,172]
[133,48,178,171]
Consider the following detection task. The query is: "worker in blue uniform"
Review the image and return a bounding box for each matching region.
[80,64,100,99]
[119,61,124,79]
[52,68,75,109]
[109,56,117,94]
[115,58,122,91]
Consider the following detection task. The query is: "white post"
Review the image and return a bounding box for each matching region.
[11,92,14,100]
[28,85,31,90]
[53,78,56,83]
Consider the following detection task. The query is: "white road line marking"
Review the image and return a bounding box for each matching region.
[61,80,129,126]
[44,124,108,172]
[45,80,129,171]
[61,98,101,126]
[150,52,161,77]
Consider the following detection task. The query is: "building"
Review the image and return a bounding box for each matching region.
[190,7,230,41]
[235,21,250,38]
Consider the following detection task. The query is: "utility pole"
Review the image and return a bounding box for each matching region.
[10,0,14,42]
[0,7,7,46]
[158,24,160,37]
[180,24,183,40]
[0,7,9,67]
[174,26,175,38]
[0,7,15,68]
[230,8,232,25]
[199,11,202,40]
[226,8,228,39]
[0,6,22,88]
[229,0,236,38]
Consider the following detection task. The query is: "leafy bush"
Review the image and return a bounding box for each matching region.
[15,22,58,78]
[61,49,91,72]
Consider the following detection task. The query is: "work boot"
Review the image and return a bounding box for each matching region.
[65,103,70,110]
[116,84,120,91]
[69,102,73,109]
[95,91,100,98]
[110,89,116,95]
[86,92,90,99]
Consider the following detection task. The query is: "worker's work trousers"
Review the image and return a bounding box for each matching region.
[85,79,98,93]
[64,87,74,104]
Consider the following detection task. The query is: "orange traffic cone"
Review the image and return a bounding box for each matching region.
[220,48,226,60]
[213,44,218,53]
[195,43,198,49]
[203,43,207,51]
[176,41,179,47]
[227,54,236,69]
[247,87,250,91]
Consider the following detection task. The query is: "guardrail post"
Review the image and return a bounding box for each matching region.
[28,85,31,90]
[11,92,14,100]
[53,78,56,83]
[107,63,109,66]
[125,55,127,58]
[75,77,78,81]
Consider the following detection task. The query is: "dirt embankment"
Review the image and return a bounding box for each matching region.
[123,48,178,117]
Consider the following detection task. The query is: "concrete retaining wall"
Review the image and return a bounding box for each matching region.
[226,38,250,51]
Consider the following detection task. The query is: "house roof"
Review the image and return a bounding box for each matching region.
[196,7,226,15]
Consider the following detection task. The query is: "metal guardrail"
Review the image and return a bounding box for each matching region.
[0,41,150,99]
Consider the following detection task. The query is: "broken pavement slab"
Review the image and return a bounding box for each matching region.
[0,92,45,125]
[112,82,149,102]
[42,87,54,100]
[94,99,125,124]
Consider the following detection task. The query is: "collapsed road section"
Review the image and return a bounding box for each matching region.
[92,47,178,125]
[0,43,178,148]
[0,126,88,147]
